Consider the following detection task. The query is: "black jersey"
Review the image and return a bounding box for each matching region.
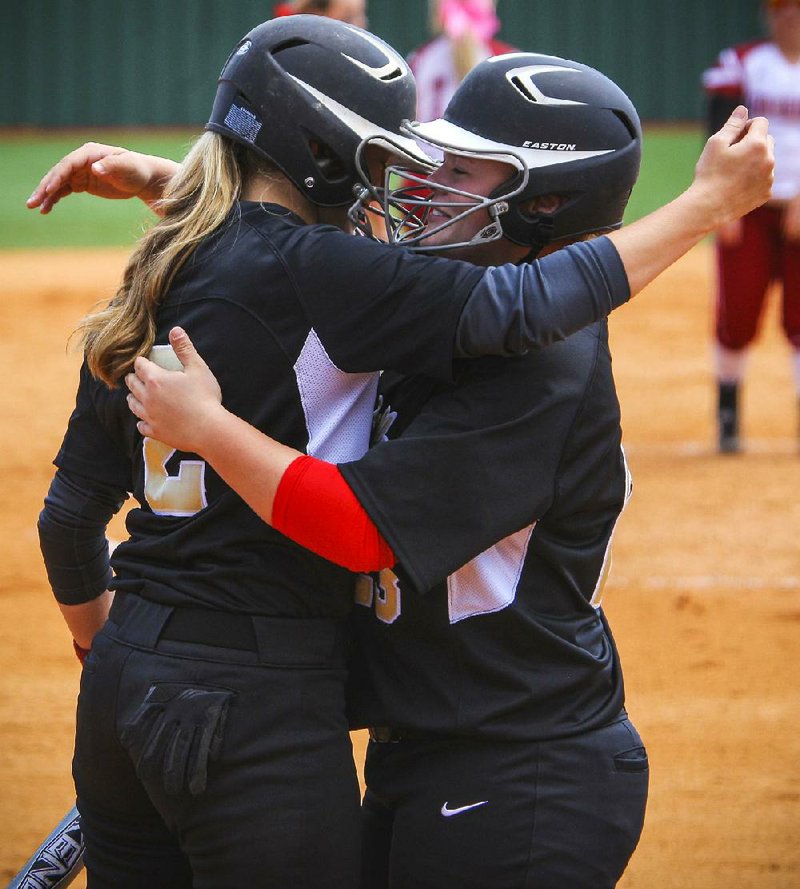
[54,202,483,616]
[341,321,632,739]
[52,205,630,617]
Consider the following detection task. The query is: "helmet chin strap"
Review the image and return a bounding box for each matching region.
[515,216,555,262]
[520,245,543,262]
[484,171,555,259]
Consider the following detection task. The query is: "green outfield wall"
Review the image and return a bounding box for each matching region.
[1,0,761,126]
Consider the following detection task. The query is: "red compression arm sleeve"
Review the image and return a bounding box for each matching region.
[272,455,395,573]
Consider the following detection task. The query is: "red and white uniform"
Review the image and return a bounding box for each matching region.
[703,41,800,354]
[704,40,800,201]
[409,35,516,123]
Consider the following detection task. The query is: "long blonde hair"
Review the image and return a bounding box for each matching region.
[430,0,497,82]
[451,30,483,83]
[77,132,249,387]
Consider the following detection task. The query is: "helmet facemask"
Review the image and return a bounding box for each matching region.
[350,133,530,253]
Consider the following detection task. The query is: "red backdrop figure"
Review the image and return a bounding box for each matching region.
[409,0,516,125]
[702,0,800,453]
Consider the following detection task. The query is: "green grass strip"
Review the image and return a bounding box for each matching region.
[1,125,704,250]
[1,129,197,249]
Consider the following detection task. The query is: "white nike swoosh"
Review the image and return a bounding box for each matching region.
[440,800,489,817]
[340,27,404,80]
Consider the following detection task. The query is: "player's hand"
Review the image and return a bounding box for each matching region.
[126,327,224,455]
[26,142,178,214]
[691,106,774,228]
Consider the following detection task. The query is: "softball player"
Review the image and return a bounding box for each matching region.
[408,0,515,124]
[34,20,667,888]
[703,0,800,452]
[125,57,773,888]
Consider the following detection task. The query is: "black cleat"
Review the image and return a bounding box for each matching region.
[718,381,740,454]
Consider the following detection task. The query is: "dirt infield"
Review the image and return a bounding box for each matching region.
[1,245,798,888]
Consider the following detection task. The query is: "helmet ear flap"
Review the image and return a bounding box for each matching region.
[521,194,565,217]
[499,206,556,253]
[499,193,571,254]
[488,172,558,249]
[306,134,350,184]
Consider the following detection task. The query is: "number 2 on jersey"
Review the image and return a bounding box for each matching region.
[143,438,207,516]
[140,344,208,517]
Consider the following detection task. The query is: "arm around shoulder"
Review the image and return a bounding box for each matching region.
[27,143,179,215]
[453,108,772,359]
[455,237,628,357]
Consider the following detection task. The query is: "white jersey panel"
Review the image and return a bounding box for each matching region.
[744,44,800,200]
[590,446,633,608]
[705,42,800,200]
[294,328,379,462]
[447,523,536,623]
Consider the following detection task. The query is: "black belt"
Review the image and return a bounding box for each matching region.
[107,591,350,666]
[161,606,258,651]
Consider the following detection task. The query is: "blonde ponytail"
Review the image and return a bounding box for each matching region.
[451,29,483,83]
[430,0,496,84]
[77,132,246,387]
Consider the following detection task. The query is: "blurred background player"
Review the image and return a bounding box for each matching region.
[408,0,515,124]
[702,0,800,453]
[272,0,367,27]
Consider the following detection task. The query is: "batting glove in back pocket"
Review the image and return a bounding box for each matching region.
[120,682,234,797]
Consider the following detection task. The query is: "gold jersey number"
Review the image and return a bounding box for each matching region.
[141,345,208,517]
[355,568,402,624]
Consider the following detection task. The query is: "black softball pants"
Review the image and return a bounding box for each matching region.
[360,715,648,889]
[73,592,360,889]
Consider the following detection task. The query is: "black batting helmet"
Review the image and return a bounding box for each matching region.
[206,15,429,207]
[359,52,642,253]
